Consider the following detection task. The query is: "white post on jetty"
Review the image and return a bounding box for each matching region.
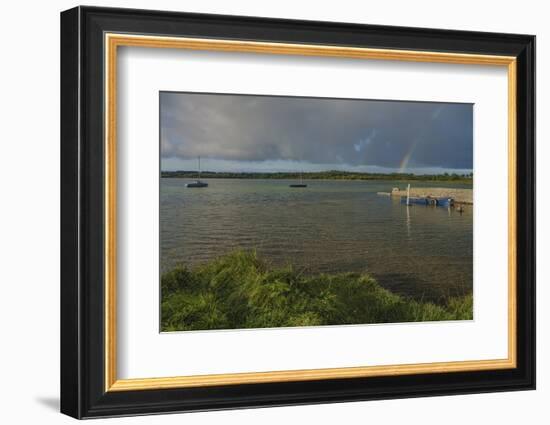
[198,156,201,180]
[406,183,411,206]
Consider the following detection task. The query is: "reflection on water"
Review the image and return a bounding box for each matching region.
[161,178,473,302]
[406,203,411,240]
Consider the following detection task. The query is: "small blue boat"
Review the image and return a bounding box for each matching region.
[400,183,453,208]
[401,196,454,207]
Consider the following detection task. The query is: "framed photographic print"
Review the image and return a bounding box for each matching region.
[60,6,535,419]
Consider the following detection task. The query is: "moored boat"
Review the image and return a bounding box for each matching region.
[401,196,454,207]
[401,183,453,207]
[186,156,208,188]
[289,170,307,188]
[186,180,208,188]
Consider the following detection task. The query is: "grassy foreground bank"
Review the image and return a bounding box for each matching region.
[161,251,472,332]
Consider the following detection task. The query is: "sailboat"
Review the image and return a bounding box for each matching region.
[186,156,208,188]
[289,170,307,188]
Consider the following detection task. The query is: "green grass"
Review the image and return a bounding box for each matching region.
[161,250,473,332]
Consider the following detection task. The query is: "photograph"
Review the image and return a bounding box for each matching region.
[160,92,474,332]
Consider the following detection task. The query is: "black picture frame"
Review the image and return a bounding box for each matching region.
[61,5,535,419]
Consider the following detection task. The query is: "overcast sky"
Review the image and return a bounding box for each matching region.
[160,92,473,174]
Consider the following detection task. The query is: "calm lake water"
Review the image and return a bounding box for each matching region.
[161,178,473,302]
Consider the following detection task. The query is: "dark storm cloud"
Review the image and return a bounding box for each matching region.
[160,92,472,170]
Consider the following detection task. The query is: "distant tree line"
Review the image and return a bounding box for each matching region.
[161,170,473,182]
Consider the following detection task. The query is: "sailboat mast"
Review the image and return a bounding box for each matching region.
[289,162,307,188]
[186,155,208,187]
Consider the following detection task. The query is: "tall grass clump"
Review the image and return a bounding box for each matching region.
[161,250,473,331]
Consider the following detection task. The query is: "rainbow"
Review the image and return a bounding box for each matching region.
[398,140,418,173]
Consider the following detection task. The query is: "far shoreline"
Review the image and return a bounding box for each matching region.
[161,170,473,184]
